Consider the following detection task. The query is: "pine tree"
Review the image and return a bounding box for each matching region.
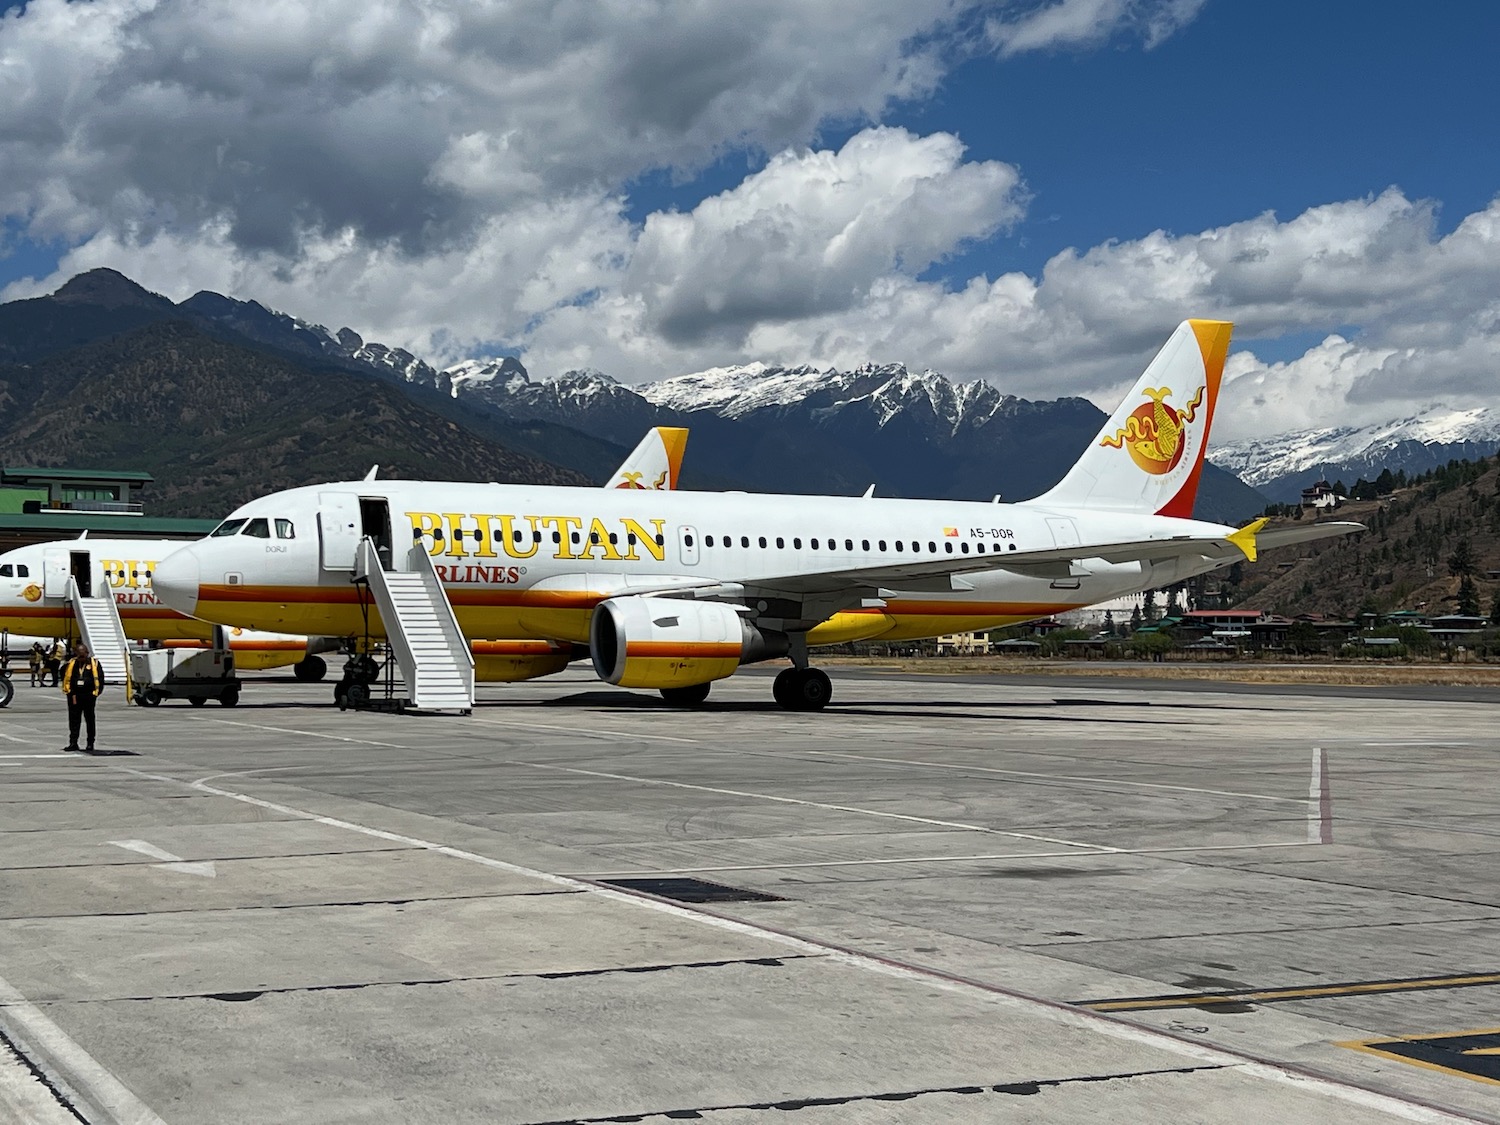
[1448,538,1476,578]
[1457,576,1480,617]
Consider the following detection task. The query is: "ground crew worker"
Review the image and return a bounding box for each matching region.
[60,642,104,753]
[29,643,43,687]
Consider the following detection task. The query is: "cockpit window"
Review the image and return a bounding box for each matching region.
[211,519,247,538]
[275,519,296,540]
[0,564,11,577]
[242,518,271,539]
[15,564,27,577]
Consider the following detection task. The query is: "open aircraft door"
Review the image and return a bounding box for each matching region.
[318,492,363,571]
[42,548,70,599]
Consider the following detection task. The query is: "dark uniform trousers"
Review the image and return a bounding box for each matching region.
[62,658,102,749]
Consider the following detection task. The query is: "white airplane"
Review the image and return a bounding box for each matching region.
[0,427,690,682]
[151,321,1362,711]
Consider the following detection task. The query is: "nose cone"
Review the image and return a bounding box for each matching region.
[153,548,201,617]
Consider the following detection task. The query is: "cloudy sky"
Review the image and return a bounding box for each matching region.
[1,0,1497,439]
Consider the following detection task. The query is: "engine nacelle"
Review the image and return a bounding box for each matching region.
[590,596,785,689]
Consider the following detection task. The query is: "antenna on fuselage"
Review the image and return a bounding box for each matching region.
[363,465,379,481]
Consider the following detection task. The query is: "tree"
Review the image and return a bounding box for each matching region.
[1457,575,1481,617]
[1287,621,1323,655]
[1103,610,1116,635]
[1129,604,1142,632]
[1448,538,1477,578]
[1491,589,1500,625]
[1142,588,1158,622]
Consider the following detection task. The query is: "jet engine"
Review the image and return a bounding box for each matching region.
[590,596,785,689]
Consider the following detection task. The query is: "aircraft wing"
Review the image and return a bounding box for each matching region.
[733,520,1365,598]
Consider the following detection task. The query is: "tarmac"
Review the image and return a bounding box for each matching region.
[0,667,1497,1123]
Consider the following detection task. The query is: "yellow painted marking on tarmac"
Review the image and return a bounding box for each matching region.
[1083,973,1500,1012]
[1337,1029,1500,1090]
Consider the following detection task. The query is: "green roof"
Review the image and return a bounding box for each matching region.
[0,514,212,534]
[1,467,154,484]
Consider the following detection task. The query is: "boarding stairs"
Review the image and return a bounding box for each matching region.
[354,537,474,713]
[67,577,130,686]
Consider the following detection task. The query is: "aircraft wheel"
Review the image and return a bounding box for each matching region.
[0,677,12,708]
[189,696,207,708]
[293,656,327,683]
[345,682,370,709]
[772,668,797,708]
[776,668,832,712]
[659,683,711,708]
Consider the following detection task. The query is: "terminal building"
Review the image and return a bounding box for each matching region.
[0,467,213,553]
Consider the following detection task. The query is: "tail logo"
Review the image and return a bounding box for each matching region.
[1100,384,1205,475]
[615,471,669,490]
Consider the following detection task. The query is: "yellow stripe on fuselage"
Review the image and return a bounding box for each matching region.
[191,586,1081,647]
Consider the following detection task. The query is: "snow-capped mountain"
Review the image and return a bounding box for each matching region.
[181,290,450,392]
[1211,407,1500,501]
[640,361,1014,434]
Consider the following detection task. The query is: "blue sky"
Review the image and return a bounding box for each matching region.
[624,1,1499,311]
[1,1,1497,437]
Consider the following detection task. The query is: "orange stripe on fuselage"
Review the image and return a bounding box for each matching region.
[625,641,742,659]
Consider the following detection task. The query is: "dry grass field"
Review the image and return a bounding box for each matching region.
[821,654,1500,688]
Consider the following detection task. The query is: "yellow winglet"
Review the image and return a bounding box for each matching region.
[1226,517,1269,563]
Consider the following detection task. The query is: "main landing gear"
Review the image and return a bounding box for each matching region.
[772,667,832,712]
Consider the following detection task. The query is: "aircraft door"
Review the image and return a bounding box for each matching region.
[359,497,394,570]
[42,549,69,598]
[678,525,699,566]
[1045,517,1081,549]
[318,492,363,571]
[69,551,94,598]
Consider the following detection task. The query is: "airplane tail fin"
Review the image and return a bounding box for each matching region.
[606,427,689,491]
[1029,320,1232,518]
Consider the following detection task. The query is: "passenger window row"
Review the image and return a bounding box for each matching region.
[681,535,1015,556]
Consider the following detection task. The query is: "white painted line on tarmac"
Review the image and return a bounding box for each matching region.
[1308,747,1333,845]
[0,754,67,759]
[0,732,42,744]
[470,716,700,744]
[107,763,1476,1125]
[0,970,167,1125]
[107,839,217,877]
[515,760,1120,851]
[203,718,410,749]
[803,749,1307,804]
[563,840,1318,877]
